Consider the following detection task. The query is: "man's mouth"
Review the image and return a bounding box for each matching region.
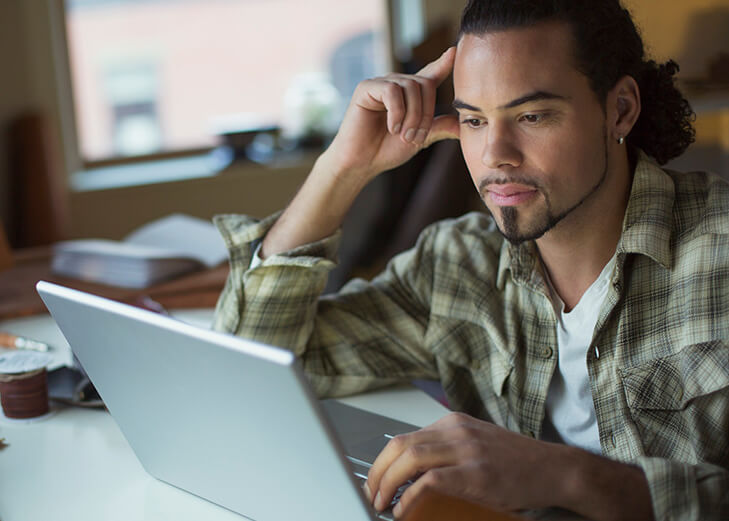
[485,183,538,206]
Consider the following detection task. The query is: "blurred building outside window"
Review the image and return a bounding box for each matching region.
[64,0,390,165]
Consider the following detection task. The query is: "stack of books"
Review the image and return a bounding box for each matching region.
[52,214,228,289]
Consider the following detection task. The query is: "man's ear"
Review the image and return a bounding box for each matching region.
[609,75,641,142]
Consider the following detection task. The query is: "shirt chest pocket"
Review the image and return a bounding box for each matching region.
[619,340,729,464]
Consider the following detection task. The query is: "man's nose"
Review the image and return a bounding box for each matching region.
[481,123,523,169]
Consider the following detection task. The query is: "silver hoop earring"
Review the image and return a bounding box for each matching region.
[618,136,625,145]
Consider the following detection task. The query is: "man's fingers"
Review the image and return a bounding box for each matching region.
[388,47,456,143]
[373,441,457,512]
[358,77,426,142]
[366,430,441,505]
[352,47,455,146]
[392,467,461,519]
[367,413,480,502]
[380,76,434,145]
[410,47,456,144]
[415,79,437,145]
[392,77,424,143]
[366,433,411,496]
[381,83,406,135]
[357,80,405,134]
[416,46,456,85]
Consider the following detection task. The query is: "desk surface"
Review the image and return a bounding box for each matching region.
[0,310,449,521]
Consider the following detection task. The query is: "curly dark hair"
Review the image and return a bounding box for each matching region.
[458,0,695,165]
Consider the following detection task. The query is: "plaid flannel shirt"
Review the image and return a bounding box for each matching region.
[213,153,729,520]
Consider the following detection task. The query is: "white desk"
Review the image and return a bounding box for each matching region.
[0,310,449,521]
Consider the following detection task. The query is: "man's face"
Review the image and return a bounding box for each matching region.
[453,22,611,244]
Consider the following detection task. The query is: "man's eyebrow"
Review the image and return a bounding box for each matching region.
[452,99,482,112]
[452,91,568,113]
[501,91,568,109]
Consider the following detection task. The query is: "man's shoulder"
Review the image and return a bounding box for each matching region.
[667,168,729,240]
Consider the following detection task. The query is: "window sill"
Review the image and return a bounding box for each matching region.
[70,152,226,192]
[70,147,321,192]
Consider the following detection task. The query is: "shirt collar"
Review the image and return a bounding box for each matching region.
[497,239,542,291]
[497,150,674,289]
[617,151,674,270]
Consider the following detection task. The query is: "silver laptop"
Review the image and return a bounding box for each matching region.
[37,281,418,521]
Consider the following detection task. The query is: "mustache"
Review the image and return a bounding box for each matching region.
[477,174,543,196]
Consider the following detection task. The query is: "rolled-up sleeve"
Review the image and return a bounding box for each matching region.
[212,211,341,338]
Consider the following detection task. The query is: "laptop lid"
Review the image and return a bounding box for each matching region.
[36,281,375,521]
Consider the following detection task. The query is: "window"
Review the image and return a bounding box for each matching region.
[63,0,390,165]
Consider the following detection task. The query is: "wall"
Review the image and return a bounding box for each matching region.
[422,0,465,34]
[70,160,313,239]
[627,0,729,173]
[625,0,729,79]
[0,0,79,239]
[0,1,32,228]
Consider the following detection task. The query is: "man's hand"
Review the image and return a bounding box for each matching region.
[260,47,459,258]
[364,413,560,516]
[364,412,655,521]
[323,46,460,183]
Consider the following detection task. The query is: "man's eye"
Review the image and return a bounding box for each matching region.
[521,113,543,124]
[461,118,483,128]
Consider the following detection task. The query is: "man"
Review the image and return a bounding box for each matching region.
[213,1,728,519]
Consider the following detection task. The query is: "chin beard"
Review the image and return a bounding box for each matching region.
[498,205,557,245]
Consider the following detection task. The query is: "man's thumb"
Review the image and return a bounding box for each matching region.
[425,115,460,147]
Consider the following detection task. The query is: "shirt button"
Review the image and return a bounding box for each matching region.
[676,386,684,401]
[541,346,554,359]
[610,432,617,448]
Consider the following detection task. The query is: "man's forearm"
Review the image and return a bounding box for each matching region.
[261,151,368,258]
[557,445,655,521]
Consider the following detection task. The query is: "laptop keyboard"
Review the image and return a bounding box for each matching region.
[347,456,410,521]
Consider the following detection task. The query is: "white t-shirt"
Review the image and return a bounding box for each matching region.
[250,242,264,269]
[540,255,616,454]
